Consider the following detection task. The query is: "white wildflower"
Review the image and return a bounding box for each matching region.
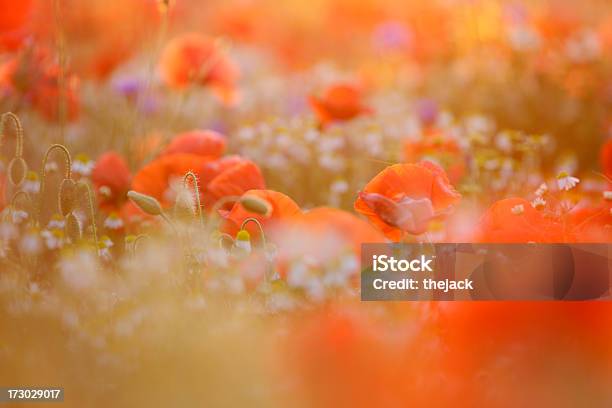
[556,172,580,191]
[531,197,546,210]
[535,183,548,196]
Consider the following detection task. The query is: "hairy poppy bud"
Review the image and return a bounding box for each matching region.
[240,196,271,215]
[58,178,78,217]
[127,190,163,216]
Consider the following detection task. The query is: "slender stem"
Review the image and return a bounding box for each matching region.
[132,234,150,256]
[54,0,67,142]
[240,217,267,249]
[38,144,72,224]
[77,182,99,250]
[160,211,179,235]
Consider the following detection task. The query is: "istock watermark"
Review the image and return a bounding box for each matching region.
[361,243,612,301]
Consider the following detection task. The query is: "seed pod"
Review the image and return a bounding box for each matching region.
[240,196,271,216]
[127,190,163,216]
[7,157,27,186]
[58,178,77,217]
[65,212,82,243]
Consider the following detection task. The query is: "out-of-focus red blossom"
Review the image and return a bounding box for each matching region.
[288,207,387,256]
[161,130,227,158]
[131,152,265,212]
[476,197,567,243]
[403,133,466,184]
[92,152,132,212]
[30,69,80,123]
[0,47,80,122]
[206,160,265,203]
[567,203,612,242]
[269,207,387,281]
[283,304,459,407]
[32,0,160,79]
[308,83,372,127]
[0,0,32,50]
[220,189,301,240]
[354,161,461,240]
[284,302,612,407]
[600,139,612,180]
[535,5,581,42]
[131,153,207,207]
[438,302,612,398]
[159,33,240,106]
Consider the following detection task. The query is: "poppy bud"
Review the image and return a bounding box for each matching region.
[65,212,82,243]
[127,190,163,216]
[7,157,27,186]
[58,178,78,217]
[240,196,271,215]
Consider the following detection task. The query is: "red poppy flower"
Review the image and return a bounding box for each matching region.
[269,207,387,281]
[290,207,386,255]
[132,153,265,212]
[220,189,301,240]
[308,83,372,127]
[600,139,612,180]
[566,203,612,242]
[131,153,208,207]
[0,47,80,122]
[162,130,226,158]
[476,197,567,243]
[207,160,266,204]
[159,33,240,106]
[92,151,132,212]
[0,0,32,50]
[32,0,159,79]
[354,161,461,240]
[403,132,466,183]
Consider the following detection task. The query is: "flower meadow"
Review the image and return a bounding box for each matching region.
[1,0,612,406]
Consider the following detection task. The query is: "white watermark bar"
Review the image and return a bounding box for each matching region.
[0,387,64,402]
[361,243,612,301]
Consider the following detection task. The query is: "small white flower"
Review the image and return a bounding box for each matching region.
[233,239,251,253]
[556,172,580,191]
[531,197,546,209]
[47,216,66,230]
[98,185,112,198]
[511,204,524,215]
[330,180,349,194]
[41,229,64,250]
[72,156,95,177]
[104,214,124,230]
[535,183,548,196]
[603,191,612,201]
[22,179,40,194]
[11,210,29,224]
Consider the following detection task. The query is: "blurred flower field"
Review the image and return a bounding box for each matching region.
[0,0,612,406]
